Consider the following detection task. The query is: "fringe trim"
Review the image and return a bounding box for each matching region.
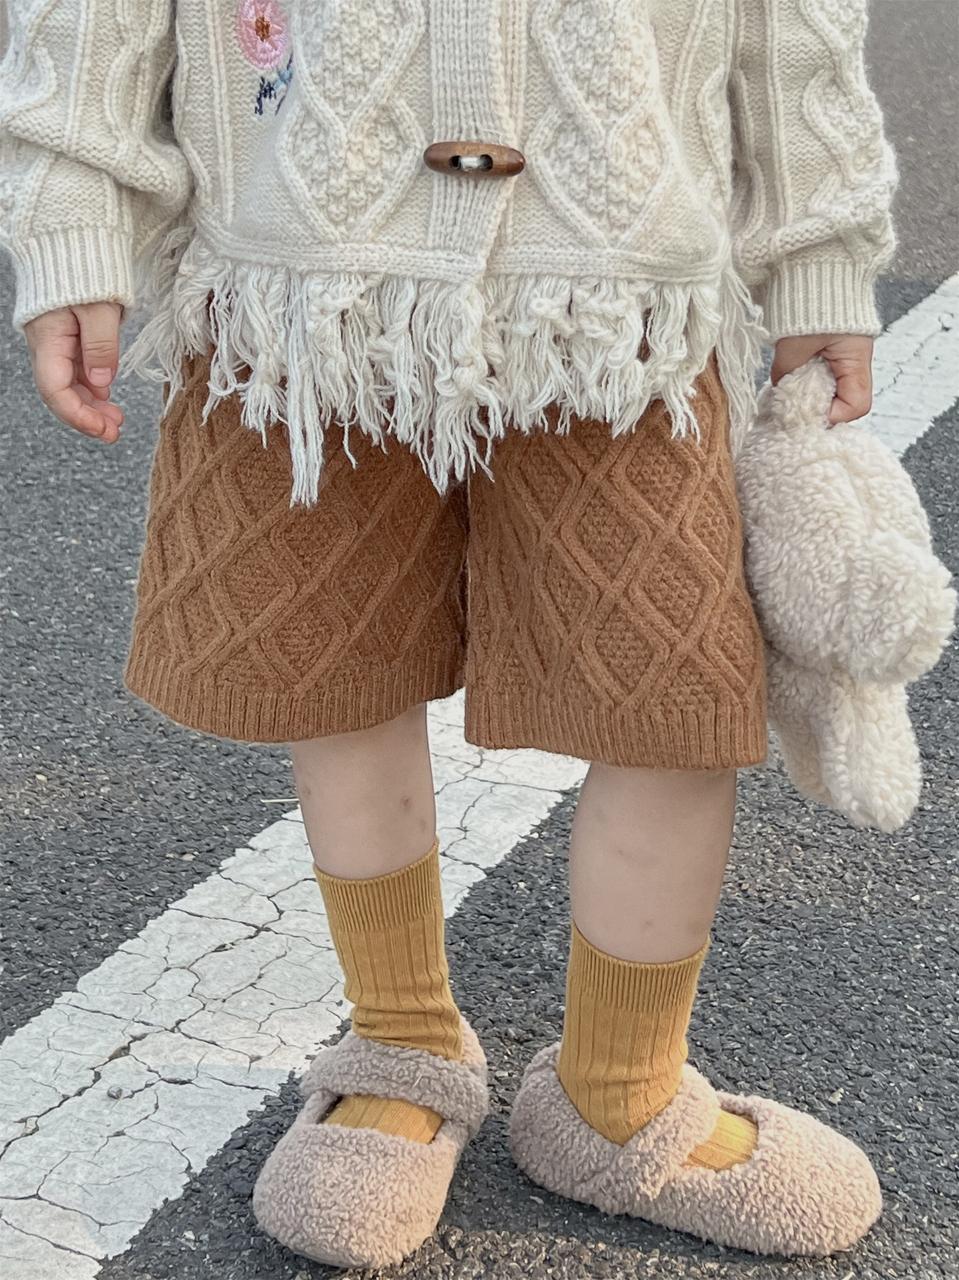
[119,227,766,504]
[713,260,766,458]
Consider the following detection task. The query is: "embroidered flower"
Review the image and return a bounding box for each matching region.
[236,0,290,71]
[235,0,294,116]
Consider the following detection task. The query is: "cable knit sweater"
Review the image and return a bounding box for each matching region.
[0,1,897,502]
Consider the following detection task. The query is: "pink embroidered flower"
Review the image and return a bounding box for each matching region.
[236,0,290,71]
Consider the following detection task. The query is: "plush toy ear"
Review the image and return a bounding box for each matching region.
[767,649,922,833]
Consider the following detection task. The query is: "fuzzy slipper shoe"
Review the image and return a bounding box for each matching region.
[509,1043,881,1257]
[252,1018,488,1269]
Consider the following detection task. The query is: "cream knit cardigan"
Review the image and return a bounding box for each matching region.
[0,1,897,501]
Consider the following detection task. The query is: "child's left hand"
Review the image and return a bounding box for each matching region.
[771,333,875,425]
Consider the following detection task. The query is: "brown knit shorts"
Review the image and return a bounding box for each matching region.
[124,350,767,769]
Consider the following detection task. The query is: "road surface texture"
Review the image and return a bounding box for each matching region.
[1,4,956,1278]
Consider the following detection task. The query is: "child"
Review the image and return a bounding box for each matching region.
[0,0,897,1268]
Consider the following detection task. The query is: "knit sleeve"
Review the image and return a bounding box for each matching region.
[728,0,898,340]
[0,2,192,332]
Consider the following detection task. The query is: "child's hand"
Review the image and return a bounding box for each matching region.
[771,333,875,425]
[24,302,125,442]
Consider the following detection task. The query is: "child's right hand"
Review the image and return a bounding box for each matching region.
[24,302,125,442]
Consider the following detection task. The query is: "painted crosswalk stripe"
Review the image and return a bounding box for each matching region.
[869,272,959,455]
[1,276,958,1279]
[0,699,585,1279]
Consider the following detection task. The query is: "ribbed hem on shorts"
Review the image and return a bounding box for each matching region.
[125,646,766,765]
[464,685,768,770]
[123,647,465,743]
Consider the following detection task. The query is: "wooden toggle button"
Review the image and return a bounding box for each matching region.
[424,140,526,177]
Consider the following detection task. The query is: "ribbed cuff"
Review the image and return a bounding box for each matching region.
[314,839,442,932]
[762,254,882,340]
[9,225,135,331]
[569,922,710,1012]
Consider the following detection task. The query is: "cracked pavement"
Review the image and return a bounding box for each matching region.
[0,698,583,1276]
[1,5,957,1278]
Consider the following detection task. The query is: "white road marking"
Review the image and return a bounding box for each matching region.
[0,695,586,1279]
[868,272,959,455]
[1,276,958,1278]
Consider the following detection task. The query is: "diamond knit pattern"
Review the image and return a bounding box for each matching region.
[463,356,767,767]
[126,352,766,767]
[282,0,426,240]
[125,353,468,742]
[529,0,667,245]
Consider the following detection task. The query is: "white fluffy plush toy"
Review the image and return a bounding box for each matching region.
[736,358,955,832]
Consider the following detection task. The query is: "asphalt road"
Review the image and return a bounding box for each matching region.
[1,4,958,1278]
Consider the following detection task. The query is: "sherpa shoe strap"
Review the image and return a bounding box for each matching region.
[301,1028,488,1137]
[596,1062,721,1200]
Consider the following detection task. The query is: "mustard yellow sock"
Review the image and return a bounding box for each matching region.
[314,838,462,1144]
[557,923,758,1169]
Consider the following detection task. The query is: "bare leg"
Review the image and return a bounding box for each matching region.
[291,703,436,877]
[569,762,736,964]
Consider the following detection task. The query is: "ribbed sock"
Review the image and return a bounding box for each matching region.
[314,838,462,1144]
[557,923,758,1168]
